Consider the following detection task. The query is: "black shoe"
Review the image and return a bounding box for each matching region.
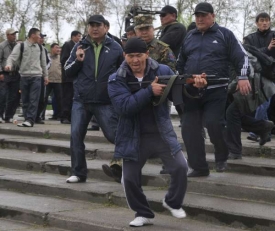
[4,118,12,123]
[87,125,100,131]
[159,165,169,174]
[102,164,122,183]
[247,135,259,142]
[228,153,242,160]
[35,118,45,124]
[215,161,227,172]
[259,121,274,146]
[187,170,210,177]
[60,119,71,124]
[48,116,59,121]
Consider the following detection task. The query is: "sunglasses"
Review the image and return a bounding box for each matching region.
[160,13,167,17]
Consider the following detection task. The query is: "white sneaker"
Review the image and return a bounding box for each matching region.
[66,175,86,183]
[17,120,33,127]
[162,199,186,218]
[22,121,33,127]
[0,118,3,123]
[129,217,154,227]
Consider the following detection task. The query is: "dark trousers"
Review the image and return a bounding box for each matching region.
[70,100,118,178]
[181,87,228,171]
[36,78,45,120]
[5,80,20,120]
[61,82,73,121]
[226,101,271,155]
[0,73,20,120]
[0,81,6,118]
[43,83,62,118]
[20,77,42,123]
[122,134,188,218]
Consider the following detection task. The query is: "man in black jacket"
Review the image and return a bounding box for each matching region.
[177,2,251,177]
[159,5,186,57]
[244,13,275,59]
[65,15,123,183]
[60,30,82,124]
[241,12,275,145]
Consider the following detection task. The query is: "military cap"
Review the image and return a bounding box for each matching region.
[134,15,153,29]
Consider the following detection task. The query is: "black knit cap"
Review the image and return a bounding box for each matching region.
[124,37,148,54]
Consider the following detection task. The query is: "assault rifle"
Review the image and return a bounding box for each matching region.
[128,74,229,106]
[125,6,161,31]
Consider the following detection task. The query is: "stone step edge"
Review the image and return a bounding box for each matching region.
[1,127,275,156]
[0,206,121,231]
[1,182,274,231]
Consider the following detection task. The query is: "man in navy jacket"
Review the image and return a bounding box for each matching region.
[177,2,251,177]
[108,37,207,227]
[64,15,123,183]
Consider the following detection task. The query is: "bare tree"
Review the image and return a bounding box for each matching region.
[65,0,109,34]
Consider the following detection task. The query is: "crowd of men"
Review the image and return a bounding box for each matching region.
[1,1,275,227]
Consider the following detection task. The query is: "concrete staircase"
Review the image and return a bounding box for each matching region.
[0,118,275,231]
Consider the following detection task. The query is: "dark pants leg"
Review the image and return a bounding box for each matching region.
[61,82,73,121]
[203,88,228,163]
[52,95,58,117]
[226,101,273,155]
[93,104,118,144]
[122,134,188,218]
[0,81,6,119]
[52,83,62,118]
[36,78,45,120]
[5,80,20,120]
[20,77,42,123]
[70,101,117,178]
[43,83,54,116]
[181,87,228,171]
[70,100,91,178]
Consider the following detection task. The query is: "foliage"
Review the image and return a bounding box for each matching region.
[1,0,275,42]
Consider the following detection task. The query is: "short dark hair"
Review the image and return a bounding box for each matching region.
[71,30,81,38]
[126,25,135,33]
[104,20,110,27]
[256,12,270,22]
[28,28,40,38]
[187,22,196,32]
[50,43,59,48]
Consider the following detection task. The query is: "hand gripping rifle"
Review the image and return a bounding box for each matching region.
[128,74,229,106]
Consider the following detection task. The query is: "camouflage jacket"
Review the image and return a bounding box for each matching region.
[147,38,176,72]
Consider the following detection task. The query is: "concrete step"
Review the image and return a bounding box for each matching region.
[0,218,68,231]
[2,133,275,177]
[1,121,275,158]
[1,149,275,204]
[0,189,247,231]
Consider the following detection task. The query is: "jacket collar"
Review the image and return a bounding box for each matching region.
[81,34,112,46]
[256,27,271,36]
[192,22,219,35]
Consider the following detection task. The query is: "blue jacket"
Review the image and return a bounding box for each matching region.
[65,35,123,104]
[177,23,249,81]
[108,58,182,161]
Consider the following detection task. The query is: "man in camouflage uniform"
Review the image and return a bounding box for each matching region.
[134,15,176,71]
[102,15,177,183]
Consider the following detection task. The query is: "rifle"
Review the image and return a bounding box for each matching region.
[125,6,161,31]
[128,74,229,106]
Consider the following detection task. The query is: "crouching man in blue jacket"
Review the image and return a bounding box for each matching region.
[108,37,206,227]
